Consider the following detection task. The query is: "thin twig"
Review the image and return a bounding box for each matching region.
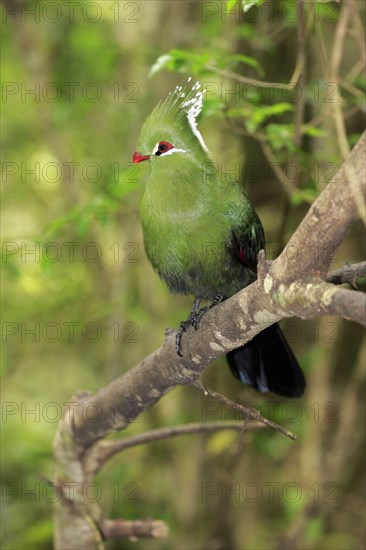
[276,0,307,244]
[326,261,366,286]
[205,57,304,91]
[259,140,296,196]
[340,77,364,98]
[301,106,333,132]
[346,58,366,83]
[349,0,366,68]
[330,1,352,159]
[200,387,298,441]
[85,421,265,475]
[99,518,169,540]
[293,0,306,148]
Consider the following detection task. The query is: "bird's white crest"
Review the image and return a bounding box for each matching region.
[169,80,209,153]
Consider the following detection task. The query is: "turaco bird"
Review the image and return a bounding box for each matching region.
[132,80,306,397]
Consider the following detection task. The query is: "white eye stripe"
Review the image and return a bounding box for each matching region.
[159,148,188,156]
[152,142,188,156]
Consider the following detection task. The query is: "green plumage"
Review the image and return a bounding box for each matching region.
[136,83,264,300]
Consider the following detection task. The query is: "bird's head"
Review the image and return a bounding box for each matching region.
[133,80,210,167]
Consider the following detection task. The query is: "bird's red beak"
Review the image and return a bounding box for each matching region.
[133,151,150,164]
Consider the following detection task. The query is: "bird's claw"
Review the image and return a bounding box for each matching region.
[176,321,190,356]
[191,308,208,330]
[175,294,224,357]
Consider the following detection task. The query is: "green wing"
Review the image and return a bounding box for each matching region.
[229,197,265,274]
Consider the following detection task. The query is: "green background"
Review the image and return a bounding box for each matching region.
[1,1,365,548]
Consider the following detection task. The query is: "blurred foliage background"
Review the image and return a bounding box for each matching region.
[1,0,365,548]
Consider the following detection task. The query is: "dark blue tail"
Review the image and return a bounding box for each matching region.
[227,323,306,397]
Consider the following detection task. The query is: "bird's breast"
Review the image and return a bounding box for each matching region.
[140,195,234,297]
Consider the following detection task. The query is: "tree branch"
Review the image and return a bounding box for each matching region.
[85,421,266,476]
[53,132,366,549]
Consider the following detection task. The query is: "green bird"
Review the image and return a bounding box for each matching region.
[133,80,306,397]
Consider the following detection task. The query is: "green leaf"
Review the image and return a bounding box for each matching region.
[266,123,297,152]
[241,0,266,13]
[227,0,238,9]
[150,49,264,81]
[290,189,318,206]
[227,107,253,118]
[200,99,226,118]
[302,126,327,138]
[76,210,92,239]
[148,54,173,78]
[353,73,366,91]
[224,53,264,76]
[149,49,211,78]
[349,132,363,147]
[228,103,293,133]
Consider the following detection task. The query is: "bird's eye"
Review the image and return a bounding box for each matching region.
[155,141,174,156]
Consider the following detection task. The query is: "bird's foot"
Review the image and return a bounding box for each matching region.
[191,293,224,330]
[176,294,224,356]
[175,298,201,356]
